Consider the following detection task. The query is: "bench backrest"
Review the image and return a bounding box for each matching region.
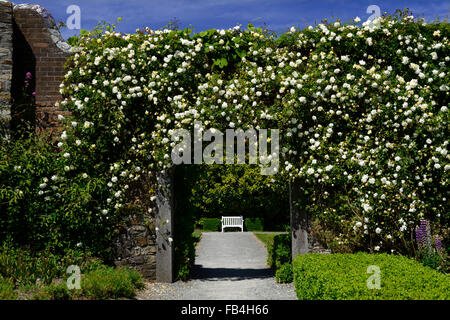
[221,216,244,226]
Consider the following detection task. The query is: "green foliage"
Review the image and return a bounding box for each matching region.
[275,263,293,283]
[418,248,449,273]
[0,277,16,300]
[0,131,126,260]
[33,281,72,300]
[202,218,221,232]
[293,253,450,300]
[173,166,197,281]
[32,266,144,300]
[0,242,99,287]
[80,266,144,300]
[245,218,264,231]
[266,233,293,283]
[268,233,291,269]
[0,244,142,300]
[184,165,289,230]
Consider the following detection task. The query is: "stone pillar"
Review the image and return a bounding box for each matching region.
[289,178,312,260]
[0,0,13,137]
[155,170,175,283]
[113,212,157,279]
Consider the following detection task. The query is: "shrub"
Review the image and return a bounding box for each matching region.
[33,281,72,300]
[0,243,100,286]
[275,263,293,283]
[81,266,144,300]
[268,234,291,269]
[202,218,221,232]
[245,218,264,231]
[293,253,450,300]
[0,277,16,300]
[0,131,125,259]
[267,233,293,283]
[173,166,197,281]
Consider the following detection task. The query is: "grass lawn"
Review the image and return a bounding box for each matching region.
[253,232,287,248]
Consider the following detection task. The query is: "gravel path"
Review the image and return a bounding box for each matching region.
[137,232,297,300]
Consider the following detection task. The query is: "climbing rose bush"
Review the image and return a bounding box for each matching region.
[13,11,448,255]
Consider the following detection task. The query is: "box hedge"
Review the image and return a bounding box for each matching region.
[268,233,291,269]
[267,233,292,283]
[293,253,450,300]
[244,218,264,231]
[201,218,221,232]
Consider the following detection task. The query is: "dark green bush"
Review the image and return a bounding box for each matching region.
[0,132,126,259]
[293,253,450,300]
[81,266,144,300]
[202,218,221,232]
[275,263,293,283]
[268,233,291,269]
[267,233,293,283]
[245,218,264,231]
[173,166,197,281]
[0,277,16,300]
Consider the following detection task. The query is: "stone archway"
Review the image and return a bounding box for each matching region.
[154,169,313,283]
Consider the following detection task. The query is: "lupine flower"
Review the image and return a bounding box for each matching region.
[435,238,442,250]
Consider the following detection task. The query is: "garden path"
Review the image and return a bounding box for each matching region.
[137,232,297,300]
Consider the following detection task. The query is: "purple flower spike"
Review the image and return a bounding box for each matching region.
[25,72,32,80]
[435,239,442,250]
[415,227,423,243]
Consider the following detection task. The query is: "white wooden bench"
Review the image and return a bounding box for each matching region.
[221,216,244,232]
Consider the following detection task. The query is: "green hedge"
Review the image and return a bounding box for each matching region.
[275,263,293,283]
[245,218,264,231]
[268,233,291,269]
[293,253,450,300]
[267,233,292,283]
[201,218,221,232]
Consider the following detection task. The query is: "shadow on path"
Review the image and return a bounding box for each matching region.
[191,265,274,281]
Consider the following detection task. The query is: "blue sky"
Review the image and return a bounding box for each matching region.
[30,0,449,39]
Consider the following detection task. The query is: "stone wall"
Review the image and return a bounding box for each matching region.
[114,212,157,279]
[0,0,13,134]
[113,175,158,279]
